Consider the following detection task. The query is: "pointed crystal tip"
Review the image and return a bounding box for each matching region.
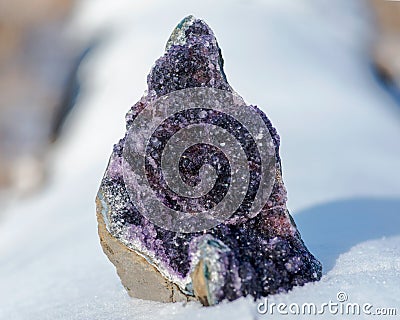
[148,16,229,96]
[165,15,214,51]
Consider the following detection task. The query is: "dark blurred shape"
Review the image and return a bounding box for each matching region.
[0,0,82,194]
[370,0,400,94]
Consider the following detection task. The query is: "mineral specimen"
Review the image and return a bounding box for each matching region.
[96,15,322,306]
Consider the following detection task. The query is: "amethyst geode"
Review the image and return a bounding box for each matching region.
[97,16,322,306]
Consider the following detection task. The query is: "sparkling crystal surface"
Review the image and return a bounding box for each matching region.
[98,16,322,304]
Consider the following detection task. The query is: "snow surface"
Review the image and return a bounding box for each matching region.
[1,0,400,319]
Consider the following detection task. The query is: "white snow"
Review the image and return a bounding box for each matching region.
[1,0,399,319]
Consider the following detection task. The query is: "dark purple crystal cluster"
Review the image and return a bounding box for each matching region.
[98,15,322,305]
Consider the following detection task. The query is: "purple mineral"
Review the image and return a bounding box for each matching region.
[96,15,322,306]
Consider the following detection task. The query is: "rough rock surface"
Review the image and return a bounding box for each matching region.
[96,198,193,302]
[96,15,322,306]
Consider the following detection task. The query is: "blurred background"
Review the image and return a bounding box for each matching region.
[0,1,399,319]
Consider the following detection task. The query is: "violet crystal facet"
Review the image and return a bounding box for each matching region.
[96,15,322,306]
